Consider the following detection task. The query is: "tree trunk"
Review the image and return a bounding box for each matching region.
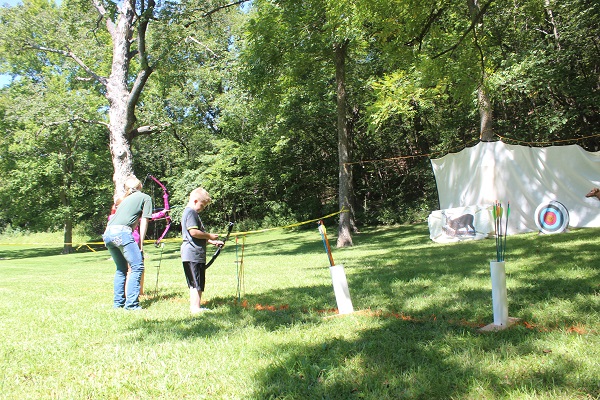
[544,0,561,50]
[60,145,74,254]
[62,219,74,254]
[478,85,493,141]
[107,107,135,198]
[334,40,353,248]
[59,183,74,254]
[105,0,137,197]
[466,0,494,141]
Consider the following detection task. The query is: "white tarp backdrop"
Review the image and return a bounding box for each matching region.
[430,141,600,235]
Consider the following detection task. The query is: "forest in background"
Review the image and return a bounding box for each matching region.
[0,0,598,251]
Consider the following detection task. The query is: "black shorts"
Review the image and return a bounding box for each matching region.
[182,261,207,291]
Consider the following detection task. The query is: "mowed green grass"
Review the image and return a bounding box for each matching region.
[0,223,598,399]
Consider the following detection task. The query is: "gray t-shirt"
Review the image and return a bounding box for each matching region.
[180,206,207,263]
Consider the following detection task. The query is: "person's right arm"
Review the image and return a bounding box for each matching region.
[138,217,150,252]
[188,228,218,241]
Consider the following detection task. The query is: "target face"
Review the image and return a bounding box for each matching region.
[535,201,569,234]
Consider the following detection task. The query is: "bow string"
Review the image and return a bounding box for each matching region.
[206,204,236,268]
[145,174,172,247]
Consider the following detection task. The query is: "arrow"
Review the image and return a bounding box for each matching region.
[318,220,335,267]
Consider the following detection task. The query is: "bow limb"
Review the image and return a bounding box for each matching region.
[154,218,172,247]
[206,205,236,268]
[148,174,170,220]
[145,174,172,247]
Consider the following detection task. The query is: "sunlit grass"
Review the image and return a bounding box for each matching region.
[0,224,598,399]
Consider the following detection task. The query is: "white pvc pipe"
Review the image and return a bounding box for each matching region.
[490,261,509,326]
[329,265,354,314]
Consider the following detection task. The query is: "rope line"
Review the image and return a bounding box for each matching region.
[230,207,348,237]
[496,132,600,146]
[0,208,348,249]
[344,138,479,166]
[344,133,600,166]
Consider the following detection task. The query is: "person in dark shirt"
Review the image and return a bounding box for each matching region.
[180,187,224,314]
[103,176,152,310]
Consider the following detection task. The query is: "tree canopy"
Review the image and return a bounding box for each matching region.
[1,0,599,246]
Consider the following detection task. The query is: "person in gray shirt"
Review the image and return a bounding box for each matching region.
[180,187,224,314]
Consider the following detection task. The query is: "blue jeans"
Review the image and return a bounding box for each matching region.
[103,226,144,309]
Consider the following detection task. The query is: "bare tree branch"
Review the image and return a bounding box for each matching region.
[92,0,115,35]
[202,0,248,18]
[35,117,109,136]
[128,0,155,115]
[184,0,250,28]
[26,43,108,86]
[129,122,172,139]
[432,0,493,59]
[128,69,151,112]
[185,36,219,58]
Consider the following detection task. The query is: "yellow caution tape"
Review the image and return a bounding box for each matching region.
[0,208,349,249]
[231,207,348,237]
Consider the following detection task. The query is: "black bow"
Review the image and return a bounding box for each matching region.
[206,205,236,268]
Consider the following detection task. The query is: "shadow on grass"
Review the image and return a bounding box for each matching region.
[128,285,598,398]
[248,316,597,399]
[0,241,109,260]
[130,224,599,334]
[128,223,599,398]
[259,225,596,398]
[346,225,599,313]
[139,290,180,308]
[0,246,65,260]
[240,235,328,258]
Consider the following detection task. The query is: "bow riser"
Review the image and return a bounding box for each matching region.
[145,174,171,247]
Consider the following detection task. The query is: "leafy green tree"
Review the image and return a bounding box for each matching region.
[0,0,251,242]
[484,0,600,147]
[367,0,600,148]
[0,0,249,197]
[239,0,461,229]
[2,0,599,239]
[0,76,111,252]
[241,0,395,246]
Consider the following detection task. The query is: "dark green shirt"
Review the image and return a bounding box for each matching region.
[107,191,153,228]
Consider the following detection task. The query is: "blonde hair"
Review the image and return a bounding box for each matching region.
[114,196,124,207]
[190,187,211,204]
[124,176,142,196]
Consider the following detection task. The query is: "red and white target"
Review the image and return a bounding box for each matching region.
[535,201,569,234]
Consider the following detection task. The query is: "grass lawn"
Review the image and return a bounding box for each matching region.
[0,223,598,399]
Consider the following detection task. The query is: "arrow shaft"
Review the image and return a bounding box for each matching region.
[318,222,335,266]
